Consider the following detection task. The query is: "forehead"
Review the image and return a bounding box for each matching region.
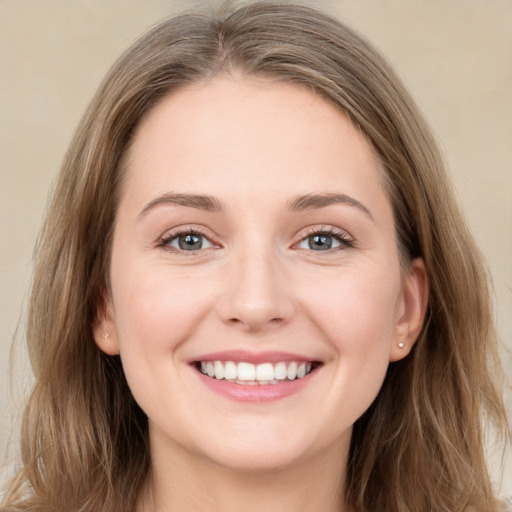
[121,77,388,213]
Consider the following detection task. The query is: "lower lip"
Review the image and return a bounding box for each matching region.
[194,367,318,402]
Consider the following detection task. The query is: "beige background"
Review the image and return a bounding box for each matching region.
[1,0,511,494]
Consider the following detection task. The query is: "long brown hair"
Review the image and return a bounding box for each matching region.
[2,2,508,511]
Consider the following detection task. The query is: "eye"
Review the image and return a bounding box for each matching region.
[295,228,354,252]
[160,230,214,252]
[299,234,340,251]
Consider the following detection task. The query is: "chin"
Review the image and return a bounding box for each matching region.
[189,423,348,474]
[204,444,312,473]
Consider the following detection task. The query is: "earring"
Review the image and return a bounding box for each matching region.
[397,342,405,349]
[102,332,110,340]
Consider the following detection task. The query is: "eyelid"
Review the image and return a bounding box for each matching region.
[156,224,354,253]
[292,225,355,251]
[157,225,221,251]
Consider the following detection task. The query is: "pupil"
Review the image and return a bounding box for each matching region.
[179,234,202,250]
[309,234,332,250]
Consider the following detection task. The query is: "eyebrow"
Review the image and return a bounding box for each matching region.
[287,193,373,220]
[138,193,222,218]
[138,191,373,220]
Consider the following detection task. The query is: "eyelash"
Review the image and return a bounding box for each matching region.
[294,226,355,252]
[157,225,355,254]
[158,226,216,253]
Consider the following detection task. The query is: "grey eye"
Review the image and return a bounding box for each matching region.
[298,234,341,251]
[169,233,212,251]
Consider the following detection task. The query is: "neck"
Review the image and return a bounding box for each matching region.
[138,431,351,512]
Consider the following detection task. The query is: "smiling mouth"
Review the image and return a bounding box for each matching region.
[194,360,321,385]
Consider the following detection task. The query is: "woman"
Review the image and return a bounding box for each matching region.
[1,2,509,511]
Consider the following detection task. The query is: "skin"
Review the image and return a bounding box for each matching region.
[94,77,428,512]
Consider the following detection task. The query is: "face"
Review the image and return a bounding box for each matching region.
[95,77,427,473]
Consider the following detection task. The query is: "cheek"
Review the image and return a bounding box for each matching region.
[302,267,401,347]
[109,269,217,416]
[111,266,218,356]
[301,269,401,424]
[296,262,402,417]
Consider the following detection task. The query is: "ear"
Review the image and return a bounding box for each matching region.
[389,258,429,362]
[92,288,120,356]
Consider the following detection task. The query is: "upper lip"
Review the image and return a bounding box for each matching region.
[189,350,320,365]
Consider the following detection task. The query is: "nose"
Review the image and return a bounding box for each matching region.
[215,249,295,333]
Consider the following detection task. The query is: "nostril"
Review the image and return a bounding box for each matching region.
[227,316,286,333]
[216,284,296,331]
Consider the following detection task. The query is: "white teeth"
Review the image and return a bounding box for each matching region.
[224,361,237,380]
[237,362,256,381]
[256,363,274,381]
[287,362,298,380]
[214,361,224,380]
[197,360,316,384]
[241,380,257,385]
[274,361,287,380]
